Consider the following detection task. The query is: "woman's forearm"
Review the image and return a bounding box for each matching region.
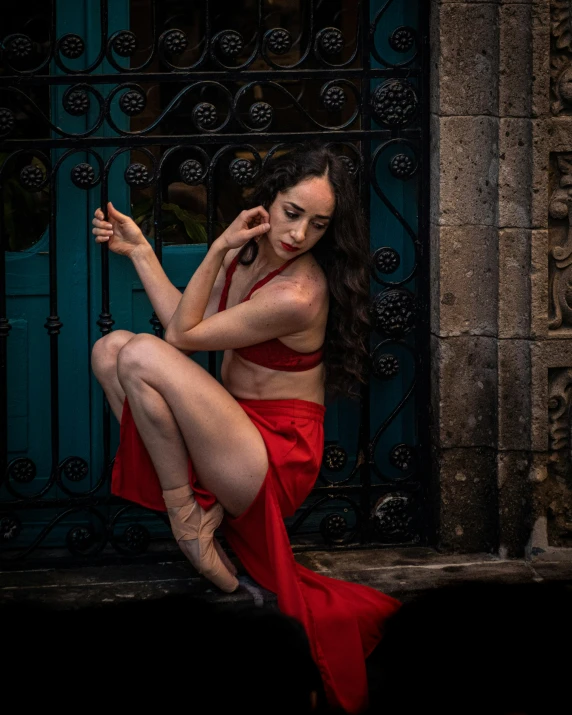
[165,238,229,343]
[130,243,182,328]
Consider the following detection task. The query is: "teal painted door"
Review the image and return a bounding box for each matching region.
[1,0,429,561]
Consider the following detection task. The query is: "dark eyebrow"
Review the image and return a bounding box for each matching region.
[285,200,332,221]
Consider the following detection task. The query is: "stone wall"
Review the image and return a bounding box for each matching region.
[430,0,572,556]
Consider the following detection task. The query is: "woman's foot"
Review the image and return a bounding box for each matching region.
[163,485,239,593]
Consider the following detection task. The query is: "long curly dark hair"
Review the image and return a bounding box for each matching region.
[242,143,371,399]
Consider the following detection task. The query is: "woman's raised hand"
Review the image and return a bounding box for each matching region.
[217,206,271,250]
[92,202,149,258]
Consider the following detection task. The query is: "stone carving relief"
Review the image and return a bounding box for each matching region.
[548,154,572,329]
[551,2,572,115]
[548,368,572,474]
[546,368,572,545]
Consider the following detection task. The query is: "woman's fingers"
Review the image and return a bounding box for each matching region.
[243,222,270,239]
[107,201,129,223]
[92,227,113,237]
[92,217,113,229]
[243,205,270,223]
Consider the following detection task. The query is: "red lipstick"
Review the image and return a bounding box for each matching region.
[281,241,300,252]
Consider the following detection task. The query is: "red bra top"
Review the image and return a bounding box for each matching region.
[217,247,324,372]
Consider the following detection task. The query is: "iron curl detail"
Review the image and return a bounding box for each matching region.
[323,445,348,472]
[0,514,21,542]
[0,108,15,137]
[58,34,85,60]
[371,289,416,338]
[7,458,37,484]
[371,79,419,127]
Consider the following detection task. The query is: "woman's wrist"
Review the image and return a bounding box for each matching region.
[210,236,232,258]
[130,239,153,264]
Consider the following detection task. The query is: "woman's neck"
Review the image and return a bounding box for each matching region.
[252,235,291,273]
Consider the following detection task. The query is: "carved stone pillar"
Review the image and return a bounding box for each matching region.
[431,0,537,556]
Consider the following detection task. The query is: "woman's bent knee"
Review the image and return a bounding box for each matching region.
[91,330,135,380]
[116,333,162,385]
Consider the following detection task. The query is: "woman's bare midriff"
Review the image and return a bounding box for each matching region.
[221,350,326,404]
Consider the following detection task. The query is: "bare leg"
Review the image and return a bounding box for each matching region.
[91,331,237,579]
[91,330,135,422]
[116,334,269,517]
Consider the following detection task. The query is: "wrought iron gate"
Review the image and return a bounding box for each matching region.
[0,0,430,564]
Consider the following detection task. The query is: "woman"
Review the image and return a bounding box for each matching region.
[91,144,400,713]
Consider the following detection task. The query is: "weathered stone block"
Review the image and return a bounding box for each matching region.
[531,0,551,119]
[436,3,499,116]
[435,447,498,553]
[498,228,531,338]
[431,116,499,226]
[530,120,550,229]
[497,451,533,558]
[530,229,548,338]
[499,118,532,227]
[431,335,498,448]
[498,339,531,450]
[500,4,532,117]
[431,225,498,337]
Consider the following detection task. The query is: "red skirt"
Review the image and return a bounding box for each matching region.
[112,397,401,713]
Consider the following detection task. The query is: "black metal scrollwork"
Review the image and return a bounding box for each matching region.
[1,2,429,560]
[389,26,416,54]
[374,247,400,274]
[19,164,45,191]
[372,494,417,543]
[218,30,244,58]
[162,29,188,56]
[60,457,89,483]
[323,445,348,472]
[179,158,204,185]
[8,458,36,484]
[320,513,348,544]
[373,353,400,381]
[266,28,293,55]
[390,444,415,472]
[71,163,96,189]
[321,85,347,112]
[59,34,85,59]
[372,289,416,337]
[63,88,90,116]
[229,157,257,186]
[5,34,33,60]
[389,153,416,180]
[371,79,419,127]
[123,523,151,554]
[112,30,138,57]
[248,102,273,128]
[119,89,147,116]
[0,514,21,541]
[318,27,344,56]
[125,162,152,187]
[0,108,15,136]
[192,102,218,130]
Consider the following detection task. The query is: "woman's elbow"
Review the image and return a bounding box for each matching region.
[164,327,188,351]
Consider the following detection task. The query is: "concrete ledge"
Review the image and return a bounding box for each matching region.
[2,548,572,609]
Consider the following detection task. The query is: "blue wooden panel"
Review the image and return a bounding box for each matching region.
[7,319,28,452]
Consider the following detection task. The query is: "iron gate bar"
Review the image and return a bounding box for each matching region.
[2,131,422,149]
[1,0,430,560]
[0,69,422,85]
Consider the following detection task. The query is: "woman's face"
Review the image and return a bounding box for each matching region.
[267,176,336,258]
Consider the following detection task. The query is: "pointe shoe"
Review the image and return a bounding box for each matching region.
[163,485,239,593]
[215,539,238,577]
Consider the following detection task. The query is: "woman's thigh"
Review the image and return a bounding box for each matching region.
[117,334,269,516]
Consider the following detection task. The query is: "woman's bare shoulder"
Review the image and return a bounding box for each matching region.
[290,254,328,298]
